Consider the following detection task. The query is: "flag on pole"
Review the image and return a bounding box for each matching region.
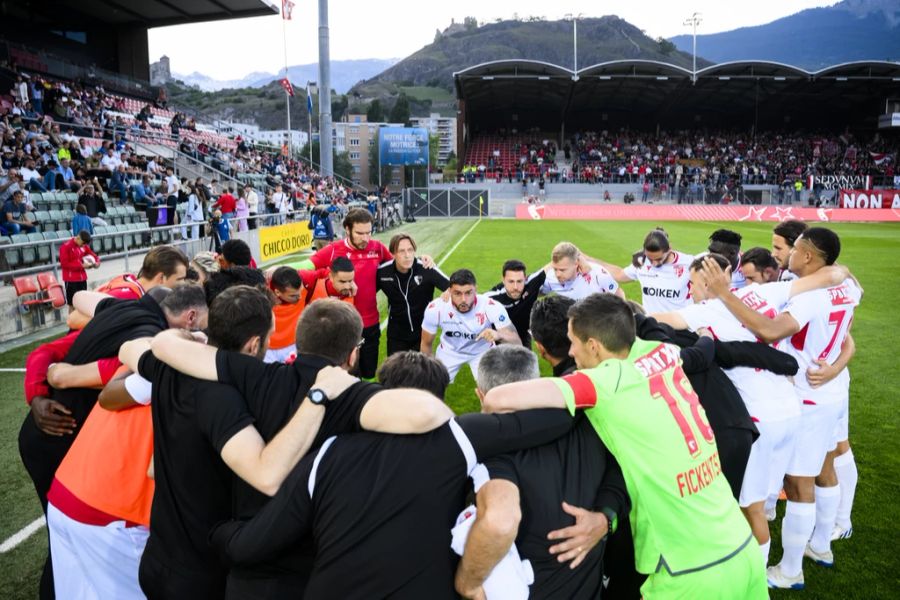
[280,78,294,97]
[306,85,313,113]
[282,0,295,20]
[870,151,892,165]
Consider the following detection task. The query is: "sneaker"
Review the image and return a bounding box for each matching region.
[767,565,805,590]
[831,524,853,541]
[804,544,835,567]
[766,506,777,522]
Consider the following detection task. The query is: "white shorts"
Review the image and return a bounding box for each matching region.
[436,347,484,384]
[833,394,849,445]
[48,502,149,600]
[787,400,841,477]
[264,344,296,364]
[739,417,799,507]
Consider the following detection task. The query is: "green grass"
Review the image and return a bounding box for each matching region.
[1,219,898,598]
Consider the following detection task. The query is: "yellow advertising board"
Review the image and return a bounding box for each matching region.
[259,221,312,261]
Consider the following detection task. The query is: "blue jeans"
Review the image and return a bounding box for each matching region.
[1,222,34,235]
[26,178,48,192]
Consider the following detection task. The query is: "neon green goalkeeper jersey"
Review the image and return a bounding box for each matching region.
[551,337,751,575]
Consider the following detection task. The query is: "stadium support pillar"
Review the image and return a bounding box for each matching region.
[318,0,333,178]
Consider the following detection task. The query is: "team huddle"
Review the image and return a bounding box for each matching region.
[17,207,861,599]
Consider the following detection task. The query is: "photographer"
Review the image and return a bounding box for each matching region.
[206,209,231,253]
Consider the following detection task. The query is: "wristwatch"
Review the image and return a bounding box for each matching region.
[307,388,329,406]
[600,507,618,537]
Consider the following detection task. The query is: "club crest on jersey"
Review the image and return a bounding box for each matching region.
[499,315,506,322]
[448,311,454,319]
[476,312,486,326]
[674,265,684,278]
[414,276,423,285]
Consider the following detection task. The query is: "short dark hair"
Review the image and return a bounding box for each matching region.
[799,227,841,266]
[378,351,450,399]
[206,286,273,353]
[205,267,268,305]
[138,245,189,280]
[643,228,670,253]
[502,259,527,277]
[690,252,730,272]
[477,345,539,392]
[449,268,476,287]
[530,295,575,360]
[342,207,373,230]
[708,229,743,246]
[568,294,635,354]
[388,233,416,254]
[77,230,91,244]
[158,283,207,316]
[773,219,808,247]
[221,239,252,266]
[296,299,362,365]
[331,256,354,273]
[741,247,779,272]
[271,266,301,291]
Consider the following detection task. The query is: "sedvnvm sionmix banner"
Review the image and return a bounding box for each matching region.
[259,221,312,261]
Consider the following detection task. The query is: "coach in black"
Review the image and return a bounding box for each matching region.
[377,233,449,355]
[457,345,629,600]
[486,260,546,347]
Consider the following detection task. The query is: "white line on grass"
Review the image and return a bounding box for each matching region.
[380,219,482,331]
[0,368,26,373]
[0,517,44,553]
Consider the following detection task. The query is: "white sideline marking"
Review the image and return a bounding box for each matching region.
[0,517,45,553]
[379,220,482,331]
[0,368,27,373]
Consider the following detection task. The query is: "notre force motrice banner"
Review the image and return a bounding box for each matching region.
[259,221,312,261]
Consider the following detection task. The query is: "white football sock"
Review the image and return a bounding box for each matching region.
[810,485,841,553]
[833,449,857,529]
[780,500,816,577]
[760,540,771,565]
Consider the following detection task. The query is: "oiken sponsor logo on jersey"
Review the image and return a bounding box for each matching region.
[642,286,682,299]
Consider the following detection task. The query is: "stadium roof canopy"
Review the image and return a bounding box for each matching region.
[454,59,900,133]
[8,0,279,29]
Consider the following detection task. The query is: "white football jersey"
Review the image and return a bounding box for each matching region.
[679,282,799,423]
[623,252,694,312]
[541,262,619,300]
[781,279,861,402]
[422,294,512,356]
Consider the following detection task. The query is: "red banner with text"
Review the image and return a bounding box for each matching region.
[515,204,900,222]
[838,189,900,209]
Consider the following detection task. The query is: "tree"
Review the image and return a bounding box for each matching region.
[331,94,348,122]
[389,93,410,124]
[657,37,677,56]
[366,99,385,122]
[428,132,440,168]
[298,140,354,182]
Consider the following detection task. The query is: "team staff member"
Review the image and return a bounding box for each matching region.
[59,230,100,306]
[592,227,695,313]
[377,233,449,355]
[486,259,546,348]
[19,285,208,600]
[456,346,629,600]
[482,294,768,599]
[210,401,574,598]
[146,299,455,598]
[310,208,392,378]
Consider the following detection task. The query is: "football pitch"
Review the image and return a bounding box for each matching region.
[1,218,898,599]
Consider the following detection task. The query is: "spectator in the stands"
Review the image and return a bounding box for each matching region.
[100,147,121,172]
[132,175,153,205]
[20,158,47,192]
[41,160,59,191]
[212,186,237,220]
[2,190,37,235]
[109,164,128,203]
[71,204,93,236]
[78,183,108,227]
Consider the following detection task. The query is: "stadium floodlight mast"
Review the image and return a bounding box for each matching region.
[683,12,702,84]
[565,13,584,81]
[318,0,333,178]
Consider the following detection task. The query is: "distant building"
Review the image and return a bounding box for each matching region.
[214,120,308,151]
[333,114,403,187]
[409,113,456,166]
[150,55,171,86]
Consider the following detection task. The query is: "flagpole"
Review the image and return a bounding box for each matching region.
[281,5,292,159]
[307,84,313,166]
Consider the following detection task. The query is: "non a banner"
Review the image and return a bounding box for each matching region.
[838,189,900,209]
